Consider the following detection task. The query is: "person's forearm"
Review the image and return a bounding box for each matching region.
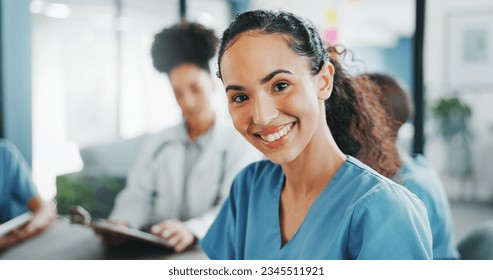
[27,197,55,233]
[1,198,55,249]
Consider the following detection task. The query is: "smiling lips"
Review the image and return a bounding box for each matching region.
[255,123,294,146]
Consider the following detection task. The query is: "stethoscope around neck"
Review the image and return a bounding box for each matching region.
[148,140,227,223]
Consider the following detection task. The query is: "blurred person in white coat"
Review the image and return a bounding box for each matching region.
[99,21,260,253]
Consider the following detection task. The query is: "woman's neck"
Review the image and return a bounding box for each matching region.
[281,125,346,196]
[186,111,215,141]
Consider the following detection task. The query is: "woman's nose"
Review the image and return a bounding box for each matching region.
[253,93,278,126]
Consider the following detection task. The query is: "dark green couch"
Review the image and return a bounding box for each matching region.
[55,135,147,219]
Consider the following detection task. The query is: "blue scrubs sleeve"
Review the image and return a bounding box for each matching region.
[348,185,433,260]
[1,140,37,220]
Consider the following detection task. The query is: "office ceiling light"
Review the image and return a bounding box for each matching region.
[30,0,45,14]
[44,3,71,19]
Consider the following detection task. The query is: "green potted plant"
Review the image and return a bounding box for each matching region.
[431,96,472,177]
[431,97,472,139]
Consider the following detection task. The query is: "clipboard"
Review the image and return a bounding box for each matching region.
[69,206,172,248]
[0,212,33,237]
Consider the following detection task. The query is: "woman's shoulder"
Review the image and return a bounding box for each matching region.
[224,159,283,210]
[343,156,396,187]
[230,160,281,192]
[236,159,280,180]
[342,156,426,211]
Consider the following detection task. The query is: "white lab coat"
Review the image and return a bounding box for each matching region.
[109,119,261,239]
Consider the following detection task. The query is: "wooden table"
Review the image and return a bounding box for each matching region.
[0,218,208,260]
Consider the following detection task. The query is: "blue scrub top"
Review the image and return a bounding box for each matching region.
[201,156,433,260]
[0,139,37,223]
[395,154,460,260]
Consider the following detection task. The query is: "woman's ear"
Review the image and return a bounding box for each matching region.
[317,62,335,100]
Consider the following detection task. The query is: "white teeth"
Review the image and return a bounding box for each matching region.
[259,123,293,143]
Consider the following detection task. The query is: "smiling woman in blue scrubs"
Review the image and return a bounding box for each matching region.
[201,10,432,260]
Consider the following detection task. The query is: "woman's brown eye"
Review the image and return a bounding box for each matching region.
[233,94,249,104]
[273,82,289,92]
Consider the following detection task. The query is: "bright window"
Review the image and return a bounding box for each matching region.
[31,0,229,198]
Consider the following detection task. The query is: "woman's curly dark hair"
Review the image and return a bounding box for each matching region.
[324,49,400,177]
[217,10,401,177]
[349,73,401,177]
[151,21,218,74]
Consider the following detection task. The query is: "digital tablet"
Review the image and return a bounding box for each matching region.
[90,220,172,248]
[0,212,33,237]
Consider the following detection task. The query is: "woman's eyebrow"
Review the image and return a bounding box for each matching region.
[225,85,245,93]
[260,69,292,84]
[225,69,292,93]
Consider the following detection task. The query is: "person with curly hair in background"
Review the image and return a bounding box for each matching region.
[97,21,260,253]
[354,73,459,259]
